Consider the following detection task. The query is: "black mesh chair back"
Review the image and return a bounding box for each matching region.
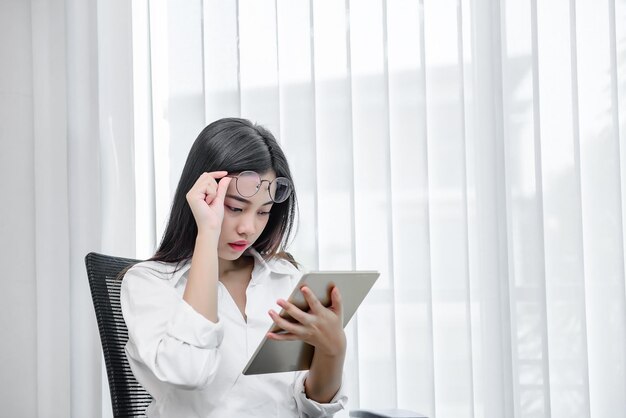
[85,252,153,417]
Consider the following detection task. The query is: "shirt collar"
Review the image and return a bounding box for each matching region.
[247,247,297,281]
[171,247,296,285]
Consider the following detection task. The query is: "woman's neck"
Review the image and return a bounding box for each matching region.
[218,255,253,280]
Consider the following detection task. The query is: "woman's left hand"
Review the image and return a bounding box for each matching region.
[267,286,346,357]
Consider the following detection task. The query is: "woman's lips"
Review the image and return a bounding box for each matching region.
[228,241,248,251]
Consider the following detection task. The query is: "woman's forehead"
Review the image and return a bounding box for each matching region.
[225,170,277,201]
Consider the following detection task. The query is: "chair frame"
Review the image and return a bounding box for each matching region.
[85,252,152,417]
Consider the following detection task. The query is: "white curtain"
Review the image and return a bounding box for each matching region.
[2,0,134,417]
[130,1,626,417]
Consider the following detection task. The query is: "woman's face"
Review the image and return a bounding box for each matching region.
[217,170,276,261]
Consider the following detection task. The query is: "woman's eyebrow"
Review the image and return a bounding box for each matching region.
[225,194,273,206]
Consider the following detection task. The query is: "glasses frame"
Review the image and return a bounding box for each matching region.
[224,171,293,203]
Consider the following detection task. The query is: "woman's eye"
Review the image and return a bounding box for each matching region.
[227,206,243,213]
[258,211,271,216]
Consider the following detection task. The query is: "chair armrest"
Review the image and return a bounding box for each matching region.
[349,409,428,418]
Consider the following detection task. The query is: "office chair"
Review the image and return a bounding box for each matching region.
[85,252,152,417]
[86,252,426,418]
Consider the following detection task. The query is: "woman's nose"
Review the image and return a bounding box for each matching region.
[236,213,256,236]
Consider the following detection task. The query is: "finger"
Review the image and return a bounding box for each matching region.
[188,181,213,205]
[207,171,228,179]
[194,171,224,186]
[300,286,325,314]
[269,310,305,335]
[190,173,216,193]
[330,286,344,317]
[202,181,219,204]
[266,331,300,341]
[194,171,226,192]
[214,176,232,203]
[276,298,313,325]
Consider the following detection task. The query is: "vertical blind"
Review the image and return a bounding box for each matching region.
[130,0,626,417]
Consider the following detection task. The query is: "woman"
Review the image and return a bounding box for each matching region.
[121,118,347,417]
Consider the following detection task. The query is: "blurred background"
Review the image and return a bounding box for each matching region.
[1,0,625,417]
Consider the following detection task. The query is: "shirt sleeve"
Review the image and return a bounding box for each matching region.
[293,371,348,418]
[120,264,224,390]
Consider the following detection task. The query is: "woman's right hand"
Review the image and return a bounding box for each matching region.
[185,171,232,236]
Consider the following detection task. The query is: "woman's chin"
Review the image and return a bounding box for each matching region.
[218,252,240,261]
[218,246,247,261]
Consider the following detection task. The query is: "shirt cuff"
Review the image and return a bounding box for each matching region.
[166,299,224,349]
[293,371,347,418]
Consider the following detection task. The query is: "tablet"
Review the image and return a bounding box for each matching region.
[242,270,380,375]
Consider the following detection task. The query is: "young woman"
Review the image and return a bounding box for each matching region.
[121,118,347,417]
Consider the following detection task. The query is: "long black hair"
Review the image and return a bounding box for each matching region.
[150,117,298,265]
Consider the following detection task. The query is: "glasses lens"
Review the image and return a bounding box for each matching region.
[270,177,292,203]
[236,171,261,197]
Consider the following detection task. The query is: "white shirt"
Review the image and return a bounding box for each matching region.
[120,249,347,418]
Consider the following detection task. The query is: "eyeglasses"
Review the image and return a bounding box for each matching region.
[224,171,293,203]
